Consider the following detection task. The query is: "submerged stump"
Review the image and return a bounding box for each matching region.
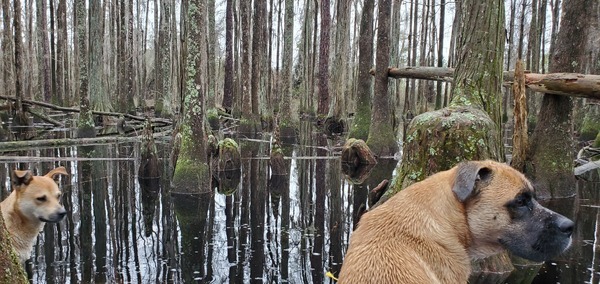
[218,138,241,171]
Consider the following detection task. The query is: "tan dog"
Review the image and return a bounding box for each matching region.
[0,167,69,262]
[338,160,573,284]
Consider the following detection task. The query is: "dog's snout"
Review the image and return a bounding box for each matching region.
[557,217,574,236]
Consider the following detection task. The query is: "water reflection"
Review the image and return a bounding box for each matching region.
[2,125,599,284]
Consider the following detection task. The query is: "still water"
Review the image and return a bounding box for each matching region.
[1,123,599,284]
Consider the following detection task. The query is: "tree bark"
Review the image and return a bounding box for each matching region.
[317,0,331,117]
[511,60,528,171]
[89,0,110,113]
[0,213,28,283]
[222,0,234,112]
[56,0,67,105]
[280,0,296,126]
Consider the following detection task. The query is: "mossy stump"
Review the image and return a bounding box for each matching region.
[341,138,378,184]
[218,138,241,171]
[341,138,377,166]
[270,145,287,176]
[387,106,501,198]
[139,119,160,181]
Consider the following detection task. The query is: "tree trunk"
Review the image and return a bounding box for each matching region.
[75,0,94,138]
[89,0,110,113]
[156,0,172,117]
[280,0,297,136]
[173,0,209,192]
[526,0,592,199]
[56,0,67,105]
[348,0,375,141]
[13,0,24,111]
[2,0,15,98]
[240,0,252,119]
[317,0,330,117]
[222,0,234,112]
[207,0,216,108]
[36,0,52,103]
[435,0,446,110]
[366,0,397,156]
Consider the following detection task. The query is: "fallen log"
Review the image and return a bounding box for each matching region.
[370,66,600,100]
[0,95,172,125]
[0,129,171,152]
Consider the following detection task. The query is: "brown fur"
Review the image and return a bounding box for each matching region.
[338,160,573,283]
[0,167,68,262]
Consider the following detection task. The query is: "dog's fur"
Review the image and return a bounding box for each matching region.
[338,160,573,284]
[0,167,68,262]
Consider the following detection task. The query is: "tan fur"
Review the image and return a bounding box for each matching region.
[338,161,537,284]
[0,167,68,262]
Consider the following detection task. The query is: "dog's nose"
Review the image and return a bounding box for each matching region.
[56,208,67,220]
[557,217,574,236]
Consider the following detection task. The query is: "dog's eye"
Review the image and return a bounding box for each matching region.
[37,196,47,202]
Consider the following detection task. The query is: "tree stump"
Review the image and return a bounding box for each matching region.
[386,106,501,199]
[218,138,241,171]
[341,138,378,184]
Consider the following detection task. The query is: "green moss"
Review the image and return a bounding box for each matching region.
[385,106,500,199]
[206,108,220,130]
[218,138,239,150]
[580,112,600,141]
[594,132,600,148]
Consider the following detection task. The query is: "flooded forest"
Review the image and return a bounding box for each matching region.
[0,0,600,283]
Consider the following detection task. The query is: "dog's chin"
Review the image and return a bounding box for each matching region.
[500,236,572,262]
[38,216,65,223]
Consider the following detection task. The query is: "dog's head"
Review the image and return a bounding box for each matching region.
[12,166,69,223]
[453,160,573,262]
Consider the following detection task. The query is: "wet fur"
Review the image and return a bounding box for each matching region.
[0,167,68,262]
[338,160,573,284]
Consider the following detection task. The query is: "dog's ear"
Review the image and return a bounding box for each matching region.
[453,161,492,202]
[45,166,69,181]
[12,170,33,188]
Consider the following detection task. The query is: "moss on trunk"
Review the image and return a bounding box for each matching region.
[0,213,28,284]
[173,127,210,194]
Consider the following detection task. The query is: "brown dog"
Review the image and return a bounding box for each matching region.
[338,160,573,284]
[0,167,69,262]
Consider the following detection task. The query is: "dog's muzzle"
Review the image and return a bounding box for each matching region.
[39,207,67,223]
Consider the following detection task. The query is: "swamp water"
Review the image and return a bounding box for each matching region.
[1,124,599,284]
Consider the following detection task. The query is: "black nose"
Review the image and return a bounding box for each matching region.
[556,217,574,236]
